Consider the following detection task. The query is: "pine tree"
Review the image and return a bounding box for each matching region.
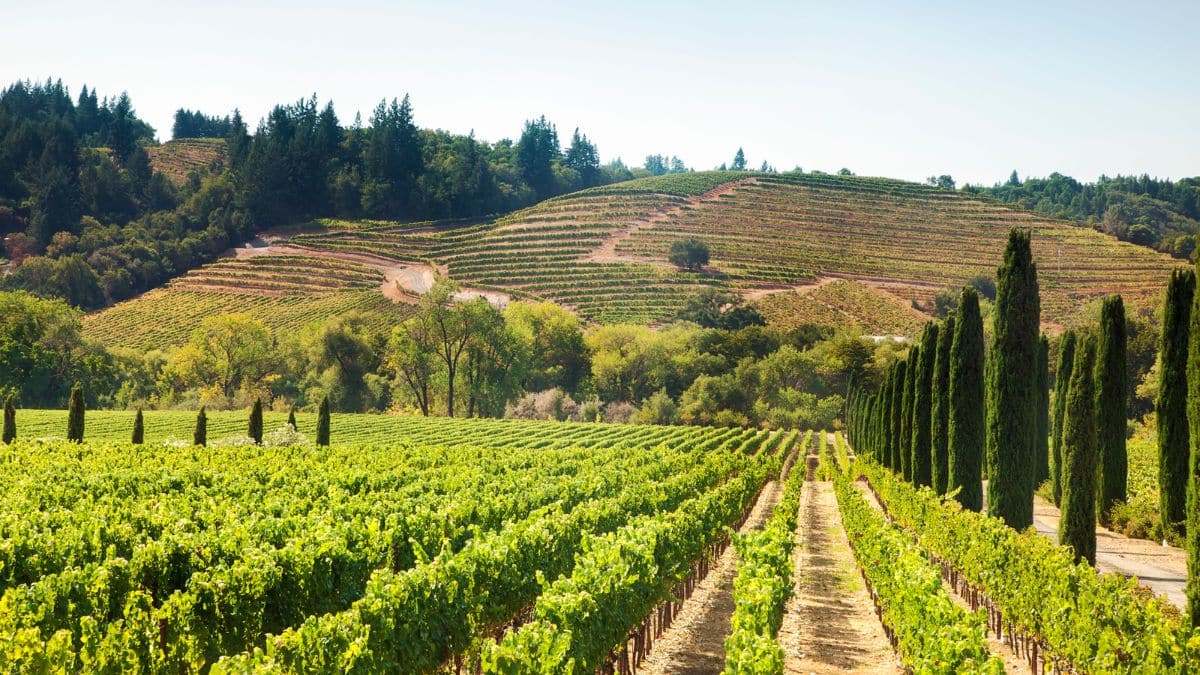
[911,323,938,487]
[67,384,85,443]
[1036,334,1050,486]
[2,395,14,444]
[986,228,1041,529]
[901,349,918,481]
[890,362,907,472]
[932,316,955,495]
[949,287,986,511]
[194,407,207,447]
[288,408,298,431]
[1051,331,1077,506]
[249,399,263,445]
[317,396,331,447]
[1059,336,1098,565]
[1095,295,1127,526]
[1159,270,1194,539]
[132,408,144,444]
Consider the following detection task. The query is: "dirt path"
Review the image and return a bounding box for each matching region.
[637,478,784,675]
[230,241,510,307]
[1030,495,1186,610]
[582,178,756,264]
[779,480,902,674]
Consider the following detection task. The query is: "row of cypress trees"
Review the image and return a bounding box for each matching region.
[0,395,331,447]
[848,229,1131,567]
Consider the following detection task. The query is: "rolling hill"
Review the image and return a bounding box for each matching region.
[84,170,1185,348]
[145,137,227,184]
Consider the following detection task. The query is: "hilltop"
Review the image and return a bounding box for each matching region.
[85,170,1184,349]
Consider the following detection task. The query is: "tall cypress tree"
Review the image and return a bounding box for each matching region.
[317,396,331,447]
[288,408,298,431]
[901,346,919,481]
[2,395,14,444]
[890,361,907,472]
[932,316,955,495]
[1051,331,1077,506]
[1185,260,1200,622]
[1095,295,1127,526]
[1160,270,1194,539]
[1036,335,1051,486]
[880,370,894,469]
[949,287,986,511]
[132,408,144,444]
[986,228,1041,530]
[1059,335,1098,566]
[249,399,264,445]
[67,384,85,443]
[911,323,938,487]
[194,407,207,447]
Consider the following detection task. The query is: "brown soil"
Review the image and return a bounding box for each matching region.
[582,178,757,264]
[637,478,784,675]
[780,480,902,674]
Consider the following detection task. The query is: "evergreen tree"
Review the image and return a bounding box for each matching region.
[1095,295,1127,526]
[2,395,14,444]
[731,147,747,171]
[949,287,986,511]
[288,408,297,431]
[911,323,938,487]
[932,316,955,495]
[563,128,600,188]
[516,116,560,199]
[1051,331,1077,506]
[1186,260,1200,622]
[1059,336,1098,565]
[194,407,207,447]
[249,399,263,445]
[890,361,907,472]
[901,347,919,481]
[986,228,1041,529]
[1159,270,1194,538]
[1036,334,1050,486]
[67,383,84,443]
[131,408,144,444]
[317,396,331,447]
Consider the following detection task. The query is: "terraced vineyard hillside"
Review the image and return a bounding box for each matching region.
[146,137,227,184]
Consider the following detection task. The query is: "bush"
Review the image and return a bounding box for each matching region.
[668,237,710,271]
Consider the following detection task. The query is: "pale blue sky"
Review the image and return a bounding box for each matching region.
[3,1,1197,185]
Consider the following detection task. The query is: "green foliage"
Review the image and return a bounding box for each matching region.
[1036,334,1050,486]
[130,407,143,444]
[949,287,985,511]
[677,288,765,329]
[901,345,918,481]
[1159,270,1194,538]
[66,383,84,443]
[910,323,937,487]
[1051,331,1077,506]
[248,399,263,444]
[2,395,14,444]
[669,237,711,271]
[287,408,296,430]
[986,228,1040,530]
[931,316,954,494]
[193,407,206,446]
[1095,295,1128,525]
[1060,336,1098,565]
[316,396,330,447]
[890,361,907,472]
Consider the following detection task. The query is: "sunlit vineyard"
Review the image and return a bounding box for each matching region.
[145,138,227,185]
[756,279,928,336]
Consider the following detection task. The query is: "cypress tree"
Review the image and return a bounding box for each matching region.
[288,408,298,431]
[2,395,14,444]
[986,228,1041,530]
[1059,335,1098,566]
[249,399,263,445]
[1185,259,1200,623]
[194,407,207,447]
[879,371,894,468]
[890,362,907,472]
[67,384,85,443]
[1159,269,1194,539]
[1051,331,1077,506]
[949,287,986,511]
[911,323,938,487]
[932,316,954,495]
[901,346,919,481]
[1095,295,1127,526]
[317,396,331,447]
[1036,335,1050,487]
[132,408,144,444]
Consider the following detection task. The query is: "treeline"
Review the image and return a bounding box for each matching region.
[973,171,1200,259]
[172,108,231,139]
[0,78,634,310]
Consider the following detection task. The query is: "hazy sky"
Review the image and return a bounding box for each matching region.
[4,0,1197,185]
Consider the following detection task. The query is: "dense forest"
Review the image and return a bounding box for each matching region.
[973,171,1200,259]
[0,79,635,309]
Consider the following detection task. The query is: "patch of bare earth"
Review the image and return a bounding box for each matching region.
[779,480,902,674]
[582,178,757,264]
[637,478,783,675]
